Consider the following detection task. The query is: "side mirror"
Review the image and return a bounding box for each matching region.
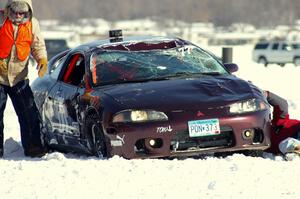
[224,63,238,73]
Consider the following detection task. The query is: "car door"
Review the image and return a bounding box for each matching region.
[271,42,291,63]
[44,53,86,147]
[268,42,280,63]
[280,43,293,62]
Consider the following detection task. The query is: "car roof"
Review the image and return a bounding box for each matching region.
[73,35,187,51]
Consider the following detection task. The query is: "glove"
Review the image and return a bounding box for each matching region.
[0,59,7,73]
[37,58,48,77]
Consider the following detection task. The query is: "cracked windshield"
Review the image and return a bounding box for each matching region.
[91,45,227,85]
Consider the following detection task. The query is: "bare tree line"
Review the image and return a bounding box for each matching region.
[2,0,299,27]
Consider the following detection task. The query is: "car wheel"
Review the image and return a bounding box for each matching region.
[278,63,285,67]
[258,57,268,67]
[294,57,300,66]
[85,115,107,158]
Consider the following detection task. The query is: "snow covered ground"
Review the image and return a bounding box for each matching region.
[1,45,300,199]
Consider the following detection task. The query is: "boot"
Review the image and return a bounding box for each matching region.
[293,145,300,155]
[24,144,48,158]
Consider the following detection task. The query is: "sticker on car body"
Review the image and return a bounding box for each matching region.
[110,140,123,147]
[111,135,126,147]
[157,125,173,133]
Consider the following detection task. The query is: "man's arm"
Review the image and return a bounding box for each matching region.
[30,17,47,61]
[265,90,289,119]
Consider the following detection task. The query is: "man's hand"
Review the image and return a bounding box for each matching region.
[0,59,7,73]
[37,58,48,77]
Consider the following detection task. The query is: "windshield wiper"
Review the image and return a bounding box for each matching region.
[173,72,195,76]
[101,77,169,85]
[200,72,223,76]
[162,71,222,78]
[159,72,198,78]
[100,71,223,86]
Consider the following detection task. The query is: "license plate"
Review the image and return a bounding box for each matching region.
[188,118,221,137]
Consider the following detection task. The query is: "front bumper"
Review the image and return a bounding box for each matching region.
[107,110,271,159]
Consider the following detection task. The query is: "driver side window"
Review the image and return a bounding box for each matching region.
[62,54,86,86]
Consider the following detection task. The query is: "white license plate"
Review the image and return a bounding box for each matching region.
[188,118,221,137]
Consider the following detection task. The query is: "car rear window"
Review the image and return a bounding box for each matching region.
[254,43,269,49]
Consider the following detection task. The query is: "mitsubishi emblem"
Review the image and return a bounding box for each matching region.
[197,111,204,117]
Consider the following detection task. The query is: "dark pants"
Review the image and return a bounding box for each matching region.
[0,79,43,156]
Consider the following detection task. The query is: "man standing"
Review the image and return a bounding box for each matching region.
[0,0,48,157]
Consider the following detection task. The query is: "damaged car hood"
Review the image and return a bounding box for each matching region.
[101,75,264,110]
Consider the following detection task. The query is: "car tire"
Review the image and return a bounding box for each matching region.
[258,57,268,67]
[293,57,300,66]
[278,63,285,67]
[85,115,107,158]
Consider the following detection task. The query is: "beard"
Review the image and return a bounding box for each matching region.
[10,16,30,25]
[8,10,30,25]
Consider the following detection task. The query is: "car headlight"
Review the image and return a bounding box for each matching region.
[229,98,268,114]
[112,110,168,123]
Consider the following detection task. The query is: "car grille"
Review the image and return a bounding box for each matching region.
[170,126,235,152]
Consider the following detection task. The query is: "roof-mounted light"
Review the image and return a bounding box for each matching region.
[109,29,123,43]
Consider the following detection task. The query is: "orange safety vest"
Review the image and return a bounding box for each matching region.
[0,19,32,61]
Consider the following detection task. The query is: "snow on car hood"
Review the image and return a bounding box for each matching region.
[102,75,264,110]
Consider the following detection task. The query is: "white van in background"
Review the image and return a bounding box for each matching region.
[252,40,300,67]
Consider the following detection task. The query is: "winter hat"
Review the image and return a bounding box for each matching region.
[10,1,29,13]
[8,1,30,24]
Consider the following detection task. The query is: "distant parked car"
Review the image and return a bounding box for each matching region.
[252,41,300,67]
[43,30,80,60]
[32,32,272,159]
[29,38,70,67]
[45,39,70,60]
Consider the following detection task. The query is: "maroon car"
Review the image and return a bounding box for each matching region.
[31,32,271,159]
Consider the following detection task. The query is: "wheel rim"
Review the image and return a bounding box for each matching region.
[91,124,105,158]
